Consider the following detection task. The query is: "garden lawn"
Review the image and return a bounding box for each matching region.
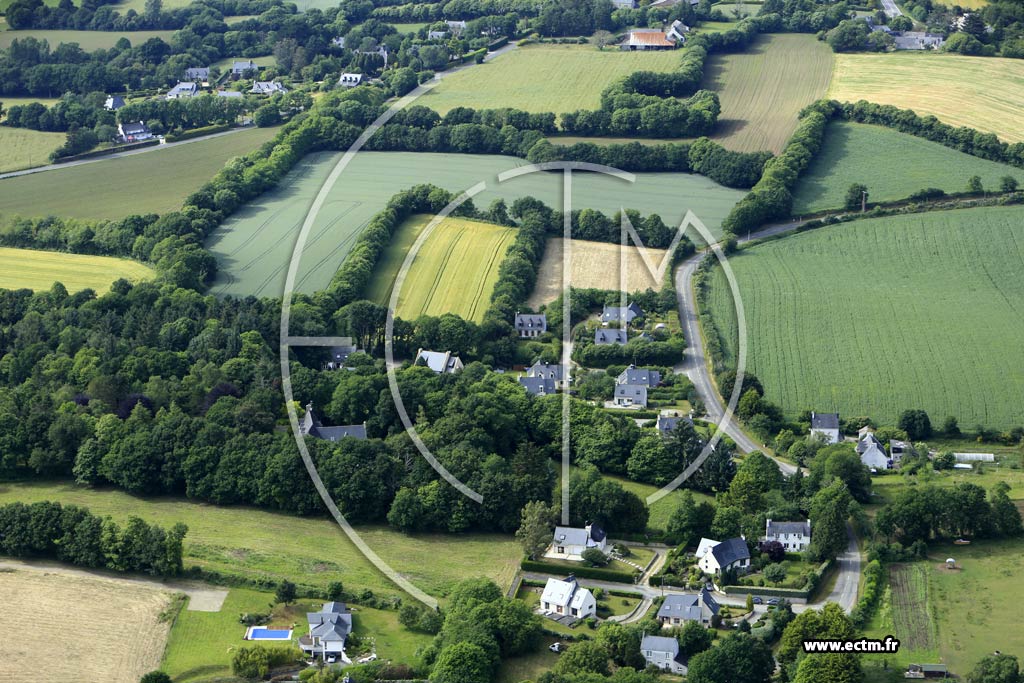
[210,54,277,71]
[417,44,683,114]
[706,206,1024,429]
[792,122,1024,213]
[207,151,744,299]
[0,126,279,221]
[370,215,516,323]
[0,246,154,293]
[390,22,429,33]
[829,52,1024,143]
[701,33,833,153]
[602,472,715,532]
[0,126,65,173]
[0,29,175,50]
[0,481,523,600]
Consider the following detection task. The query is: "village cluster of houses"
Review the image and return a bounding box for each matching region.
[863,16,946,49]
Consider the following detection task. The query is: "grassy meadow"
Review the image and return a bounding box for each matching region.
[390,21,430,33]
[702,33,833,153]
[0,126,65,173]
[792,122,1024,213]
[0,125,279,221]
[862,538,1024,677]
[706,206,1024,429]
[0,246,154,293]
[0,29,175,50]
[0,480,522,599]
[210,54,277,71]
[207,151,744,299]
[368,215,516,322]
[829,52,1024,143]
[110,0,192,12]
[417,44,683,114]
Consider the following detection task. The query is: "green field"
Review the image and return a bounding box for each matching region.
[417,44,683,115]
[706,206,1024,428]
[792,122,1024,214]
[210,54,277,71]
[164,591,433,682]
[863,538,1024,676]
[0,246,154,292]
[0,29,175,50]
[110,0,192,11]
[207,151,745,299]
[286,0,341,10]
[0,126,279,222]
[0,126,64,173]
[366,215,516,322]
[0,481,523,599]
[830,52,1024,144]
[390,21,429,33]
[701,33,833,153]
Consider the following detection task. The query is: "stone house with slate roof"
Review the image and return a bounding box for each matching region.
[698,537,751,576]
[616,365,661,387]
[601,302,644,325]
[641,634,689,674]
[415,349,464,374]
[184,67,210,82]
[614,384,648,408]
[810,411,841,444]
[595,328,628,345]
[857,431,889,470]
[519,375,556,396]
[514,312,547,338]
[299,403,367,442]
[526,361,567,389]
[762,519,811,552]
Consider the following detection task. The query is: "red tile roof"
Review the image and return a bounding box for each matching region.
[625,30,674,47]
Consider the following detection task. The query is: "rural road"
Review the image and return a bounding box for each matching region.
[0,558,228,611]
[822,524,861,611]
[880,0,904,17]
[673,219,806,475]
[0,127,251,181]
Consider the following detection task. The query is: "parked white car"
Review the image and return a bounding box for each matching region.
[357,654,378,664]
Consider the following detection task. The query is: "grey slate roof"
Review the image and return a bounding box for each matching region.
[251,80,288,95]
[515,312,547,334]
[657,414,692,433]
[617,364,661,387]
[810,412,840,430]
[766,520,810,537]
[167,81,199,98]
[641,635,680,656]
[307,602,352,642]
[184,67,210,80]
[710,537,750,568]
[656,588,719,621]
[232,60,259,74]
[552,526,589,547]
[527,361,563,381]
[300,403,367,441]
[601,302,644,324]
[856,432,883,455]
[595,329,628,345]
[120,121,150,135]
[519,376,556,396]
[615,384,648,406]
[104,95,125,110]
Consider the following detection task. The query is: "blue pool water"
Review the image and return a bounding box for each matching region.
[249,628,292,640]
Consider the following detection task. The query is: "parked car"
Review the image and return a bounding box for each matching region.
[357,654,378,663]
[326,655,337,664]
[752,597,763,605]
[549,642,564,653]
[767,598,780,606]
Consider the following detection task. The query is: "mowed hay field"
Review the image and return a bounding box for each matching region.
[0,568,171,683]
[0,126,64,173]
[793,122,1024,213]
[706,206,1024,428]
[702,33,833,152]
[0,29,176,50]
[417,44,683,114]
[829,52,1024,143]
[0,126,279,221]
[369,215,516,322]
[208,151,744,299]
[0,481,522,598]
[528,238,668,307]
[0,246,154,292]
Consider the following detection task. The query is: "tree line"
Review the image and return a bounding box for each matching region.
[0,500,187,576]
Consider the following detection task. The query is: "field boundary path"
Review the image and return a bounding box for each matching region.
[0,558,228,611]
[0,127,250,181]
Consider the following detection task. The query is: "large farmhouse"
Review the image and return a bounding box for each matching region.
[515,312,547,338]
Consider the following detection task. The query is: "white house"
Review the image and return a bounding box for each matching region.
[104,95,126,111]
[514,312,547,338]
[656,588,719,628]
[299,602,352,662]
[414,348,464,374]
[540,576,596,620]
[857,432,889,470]
[251,80,288,95]
[762,519,811,552]
[118,121,153,143]
[166,81,199,99]
[616,365,661,387]
[697,537,750,576]
[810,411,841,444]
[694,537,719,560]
[641,635,688,675]
[546,523,607,561]
[889,439,909,465]
[667,19,690,43]
[338,73,364,88]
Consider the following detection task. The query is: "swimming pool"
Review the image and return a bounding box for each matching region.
[245,627,293,640]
